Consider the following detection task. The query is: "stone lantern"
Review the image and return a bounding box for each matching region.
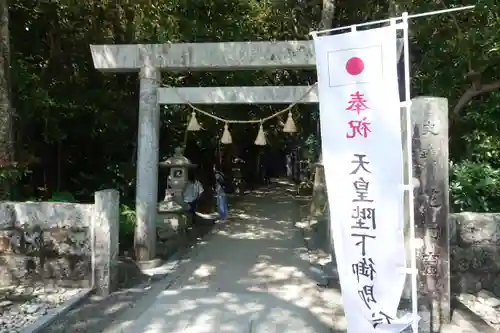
[231,157,246,194]
[157,147,196,258]
[159,147,196,205]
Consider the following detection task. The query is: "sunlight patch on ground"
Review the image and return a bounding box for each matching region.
[223,227,286,240]
[135,288,330,333]
[192,264,216,279]
[250,263,303,280]
[195,212,218,219]
[233,213,270,221]
[235,213,254,219]
[295,220,310,229]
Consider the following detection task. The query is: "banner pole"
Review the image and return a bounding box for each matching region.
[310,5,474,36]
[402,12,419,333]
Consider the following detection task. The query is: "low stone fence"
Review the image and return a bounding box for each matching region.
[450,212,500,296]
[0,190,118,295]
[301,209,500,298]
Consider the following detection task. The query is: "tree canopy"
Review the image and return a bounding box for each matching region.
[1,0,498,214]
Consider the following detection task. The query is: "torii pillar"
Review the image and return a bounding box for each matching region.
[135,65,161,261]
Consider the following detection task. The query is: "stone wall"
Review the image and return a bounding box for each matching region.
[450,212,500,296]
[0,202,93,287]
[0,190,119,294]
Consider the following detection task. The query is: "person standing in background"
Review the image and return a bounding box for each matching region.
[214,164,228,222]
[286,153,293,178]
[183,170,204,220]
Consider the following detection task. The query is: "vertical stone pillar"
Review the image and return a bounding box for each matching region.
[93,189,119,295]
[135,65,160,262]
[411,97,450,332]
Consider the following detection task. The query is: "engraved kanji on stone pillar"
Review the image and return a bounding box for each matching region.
[411,97,450,332]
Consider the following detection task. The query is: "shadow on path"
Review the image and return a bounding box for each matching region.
[110,181,346,333]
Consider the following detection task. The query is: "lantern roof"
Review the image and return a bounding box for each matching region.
[159,147,196,168]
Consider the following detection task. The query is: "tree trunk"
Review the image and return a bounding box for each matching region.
[0,0,14,199]
[318,0,336,30]
[309,0,336,259]
[310,0,335,217]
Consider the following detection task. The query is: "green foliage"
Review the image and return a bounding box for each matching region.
[0,165,29,183]
[0,165,31,200]
[119,204,136,251]
[48,191,75,202]
[120,204,136,236]
[8,0,323,203]
[450,160,500,212]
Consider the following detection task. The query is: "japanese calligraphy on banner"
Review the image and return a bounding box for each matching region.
[313,26,408,332]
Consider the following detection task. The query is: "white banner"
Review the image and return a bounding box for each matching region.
[314,26,408,332]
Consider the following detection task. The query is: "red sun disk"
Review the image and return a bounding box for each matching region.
[346,57,364,76]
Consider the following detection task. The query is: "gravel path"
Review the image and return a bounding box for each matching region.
[0,285,84,333]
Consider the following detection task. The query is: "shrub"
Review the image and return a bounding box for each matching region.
[48,191,76,202]
[450,160,500,212]
[119,204,136,254]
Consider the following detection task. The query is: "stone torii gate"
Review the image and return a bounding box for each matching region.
[89,42,319,262]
